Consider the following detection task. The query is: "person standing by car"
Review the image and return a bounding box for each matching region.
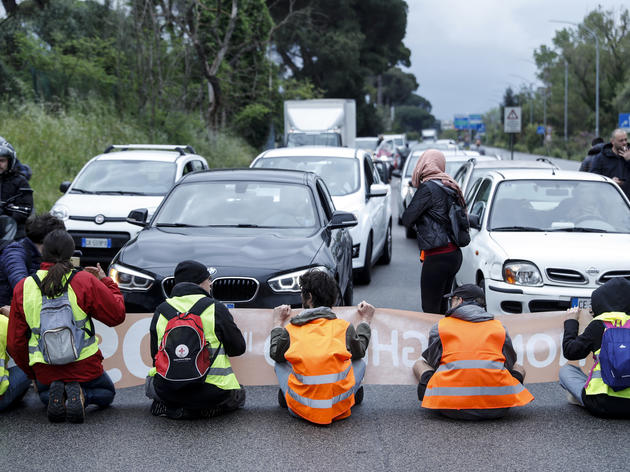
[0,137,33,240]
[402,149,467,314]
[146,260,246,420]
[270,269,373,425]
[7,229,126,423]
[413,284,533,420]
[559,277,630,417]
[590,129,630,198]
[580,137,604,172]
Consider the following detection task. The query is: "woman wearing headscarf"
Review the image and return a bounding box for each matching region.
[402,150,467,314]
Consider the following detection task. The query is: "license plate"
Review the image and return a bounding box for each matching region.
[571,297,591,309]
[224,303,235,309]
[81,237,111,249]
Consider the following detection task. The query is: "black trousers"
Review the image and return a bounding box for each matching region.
[420,248,462,315]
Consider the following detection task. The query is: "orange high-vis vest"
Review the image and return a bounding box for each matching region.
[422,316,534,410]
[284,317,356,425]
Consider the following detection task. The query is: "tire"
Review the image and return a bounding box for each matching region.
[355,233,373,285]
[343,277,353,306]
[378,222,392,265]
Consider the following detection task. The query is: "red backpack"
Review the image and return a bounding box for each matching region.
[154,298,219,382]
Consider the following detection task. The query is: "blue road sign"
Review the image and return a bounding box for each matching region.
[454,115,469,130]
[619,113,630,129]
[536,125,545,135]
[477,123,486,134]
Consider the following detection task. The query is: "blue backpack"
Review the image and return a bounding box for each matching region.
[598,319,630,391]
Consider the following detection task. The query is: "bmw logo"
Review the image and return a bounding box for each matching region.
[94,214,105,225]
[208,267,218,276]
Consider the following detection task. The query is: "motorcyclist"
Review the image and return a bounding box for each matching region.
[0,136,32,181]
[0,138,34,240]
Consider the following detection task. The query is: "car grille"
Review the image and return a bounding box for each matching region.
[545,268,587,284]
[161,276,259,303]
[598,271,630,284]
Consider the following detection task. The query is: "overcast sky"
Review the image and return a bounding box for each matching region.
[404,0,626,122]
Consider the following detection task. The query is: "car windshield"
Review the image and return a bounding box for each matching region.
[445,160,467,177]
[154,181,318,229]
[72,160,176,195]
[286,133,341,147]
[404,155,465,178]
[413,142,457,152]
[489,180,630,233]
[254,156,360,196]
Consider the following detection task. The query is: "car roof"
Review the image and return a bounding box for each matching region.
[93,150,196,163]
[471,159,555,170]
[178,167,319,186]
[485,168,612,182]
[257,146,362,159]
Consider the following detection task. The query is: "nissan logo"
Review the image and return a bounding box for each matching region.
[586,267,600,276]
[94,214,105,225]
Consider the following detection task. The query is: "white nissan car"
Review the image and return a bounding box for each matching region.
[51,145,208,267]
[251,146,392,284]
[456,168,630,314]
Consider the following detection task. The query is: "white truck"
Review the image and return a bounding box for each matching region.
[421,128,438,141]
[284,99,356,148]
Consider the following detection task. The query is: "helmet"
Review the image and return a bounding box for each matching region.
[0,136,16,171]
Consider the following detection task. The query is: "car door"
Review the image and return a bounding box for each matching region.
[457,177,493,286]
[363,154,387,257]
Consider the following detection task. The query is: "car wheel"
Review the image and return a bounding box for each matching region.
[405,224,416,239]
[378,222,392,265]
[477,274,485,295]
[355,233,373,285]
[343,277,353,306]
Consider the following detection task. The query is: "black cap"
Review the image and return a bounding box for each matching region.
[591,136,604,146]
[173,260,211,286]
[443,284,485,302]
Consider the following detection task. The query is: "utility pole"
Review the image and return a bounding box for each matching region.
[564,58,568,142]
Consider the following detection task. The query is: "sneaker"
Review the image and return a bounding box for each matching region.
[65,382,85,423]
[566,391,581,406]
[354,386,364,406]
[47,381,66,423]
[277,388,288,409]
[150,400,168,417]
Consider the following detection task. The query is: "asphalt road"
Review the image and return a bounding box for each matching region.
[5,151,622,472]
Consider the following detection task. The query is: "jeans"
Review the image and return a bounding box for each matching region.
[37,372,116,408]
[0,367,31,412]
[559,364,586,406]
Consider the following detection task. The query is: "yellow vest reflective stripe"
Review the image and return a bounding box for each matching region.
[22,270,98,366]
[585,312,630,399]
[0,315,9,396]
[149,294,240,390]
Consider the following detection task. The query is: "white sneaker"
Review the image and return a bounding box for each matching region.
[566,391,581,406]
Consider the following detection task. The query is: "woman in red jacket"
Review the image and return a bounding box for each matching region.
[7,229,126,423]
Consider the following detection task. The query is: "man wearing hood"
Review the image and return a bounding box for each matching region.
[590,129,630,199]
[146,260,246,419]
[560,277,630,417]
[579,137,604,172]
[414,284,534,420]
[270,269,374,425]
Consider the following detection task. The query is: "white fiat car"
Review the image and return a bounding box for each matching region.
[51,145,208,267]
[456,168,630,314]
[251,146,392,284]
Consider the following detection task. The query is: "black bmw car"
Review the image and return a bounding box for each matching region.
[108,168,357,312]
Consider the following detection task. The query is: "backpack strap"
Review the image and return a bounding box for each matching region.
[160,297,214,320]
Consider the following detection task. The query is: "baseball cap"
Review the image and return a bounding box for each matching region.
[173,260,211,285]
[443,284,484,302]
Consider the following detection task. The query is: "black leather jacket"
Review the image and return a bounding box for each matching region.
[402,180,451,250]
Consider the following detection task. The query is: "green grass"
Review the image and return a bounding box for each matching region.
[0,100,257,212]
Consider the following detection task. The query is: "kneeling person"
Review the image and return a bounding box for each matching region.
[414,284,533,419]
[146,260,246,419]
[270,270,373,425]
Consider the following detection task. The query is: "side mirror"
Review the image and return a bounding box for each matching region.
[127,208,149,227]
[328,211,358,229]
[60,181,71,193]
[468,214,481,230]
[368,183,388,198]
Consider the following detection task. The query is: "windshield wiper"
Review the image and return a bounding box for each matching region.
[95,190,147,195]
[70,188,94,194]
[155,223,202,227]
[491,226,544,232]
[548,227,608,233]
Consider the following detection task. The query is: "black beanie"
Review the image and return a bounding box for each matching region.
[173,260,210,286]
[590,278,630,316]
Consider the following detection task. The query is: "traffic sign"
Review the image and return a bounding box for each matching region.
[536,125,545,135]
[504,107,522,133]
[454,115,469,130]
[619,113,630,130]
[477,123,486,134]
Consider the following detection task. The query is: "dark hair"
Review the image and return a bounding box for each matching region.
[591,136,604,146]
[26,213,66,244]
[299,270,339,308]
[40,229,75,297]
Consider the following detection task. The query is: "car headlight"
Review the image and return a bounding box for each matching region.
[503,261,543,286]
[109,263,155,291]
[268,266,331,293]
[51,205,69,221]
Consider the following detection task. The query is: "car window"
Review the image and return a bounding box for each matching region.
[71,160,176,195]
[253,156,360,196]
[286,133,341,147]
[154,181,318,231]
[316,180,335,221]
[465,177,483,202]
[183,160,203,175]
[469,178,492,221]
[454,163,469,186]
[404,154,420,178]
[489,180,630,233]
[364,156,376,188]
[445,159,466,177]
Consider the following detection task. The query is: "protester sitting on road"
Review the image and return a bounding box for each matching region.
[0,312,30,412]
[0,213,65,307]
[414,284,534,420]
[0,137,33,240]
[146,260,246,420]
[270,269,373,425]
[580,137,604,172]
[7,229,126,423]
[559,277,630,417]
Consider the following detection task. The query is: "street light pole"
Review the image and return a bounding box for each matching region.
[564,58,568,141]
[550,19,599,137]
